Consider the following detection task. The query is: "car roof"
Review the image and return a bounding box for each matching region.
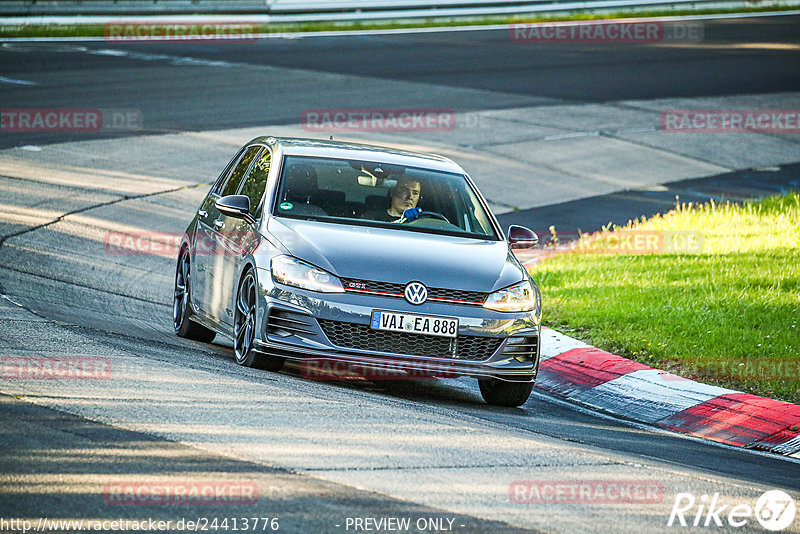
[248,136,464,174]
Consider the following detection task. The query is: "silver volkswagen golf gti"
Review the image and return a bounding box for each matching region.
[174,137,542,406]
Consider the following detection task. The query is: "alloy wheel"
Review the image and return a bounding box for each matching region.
[234,271,257,364]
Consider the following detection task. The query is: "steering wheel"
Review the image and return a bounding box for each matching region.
[416,211,450,223]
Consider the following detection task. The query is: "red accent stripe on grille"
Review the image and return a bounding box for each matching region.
[345,288,403,297]
[427,296,484,305]
[344,288,483,305]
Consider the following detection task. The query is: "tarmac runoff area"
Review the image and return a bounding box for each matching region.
[0,92,799,532]
[3,92,798,219]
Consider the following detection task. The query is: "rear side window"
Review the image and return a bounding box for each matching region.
[212,146,246,194]
[238,149,271,220]
[219,146,261,197]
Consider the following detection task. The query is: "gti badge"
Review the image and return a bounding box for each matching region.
[404,281,428,305]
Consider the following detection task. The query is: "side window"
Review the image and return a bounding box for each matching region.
[212,147,246,195]
[219,146,261,198]
[238,149,271,220]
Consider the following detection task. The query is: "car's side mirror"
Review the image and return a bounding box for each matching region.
[508,225,538,250]
[216,195,256,224]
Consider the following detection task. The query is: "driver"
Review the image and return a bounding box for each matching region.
[364,176,422,222]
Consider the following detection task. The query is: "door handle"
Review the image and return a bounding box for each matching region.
[198,209,208,218]
[213,219,225,230]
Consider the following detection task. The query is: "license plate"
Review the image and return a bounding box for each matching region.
[371,310,458,338]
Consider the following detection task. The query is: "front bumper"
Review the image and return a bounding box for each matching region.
[254,268,541,382]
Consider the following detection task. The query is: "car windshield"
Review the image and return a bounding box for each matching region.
[272,155,498,239]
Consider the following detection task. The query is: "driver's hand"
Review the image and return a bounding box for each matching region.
[403,208,422,222]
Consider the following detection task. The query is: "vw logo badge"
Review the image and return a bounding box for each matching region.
[404,281,428,305]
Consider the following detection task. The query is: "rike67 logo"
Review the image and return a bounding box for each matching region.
[668,490,796,531]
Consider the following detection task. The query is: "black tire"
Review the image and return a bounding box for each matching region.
[478,378,533,407]
[174,248,216,343]
[234,269,285,372]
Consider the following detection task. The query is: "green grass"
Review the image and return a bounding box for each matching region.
[1,4,798,39]
[530,193,800,403]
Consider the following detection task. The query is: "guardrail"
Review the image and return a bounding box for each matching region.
[0,0,735,19]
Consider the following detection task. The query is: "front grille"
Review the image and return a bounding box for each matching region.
[267,309,318,337]
[318,319,503,361]
[503,336,539,363]
[340,277,487,305]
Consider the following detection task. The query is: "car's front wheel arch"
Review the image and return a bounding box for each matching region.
[233,266,284,372]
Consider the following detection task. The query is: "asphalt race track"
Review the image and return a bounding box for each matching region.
[2,15,800,148]
[1,14,799,534]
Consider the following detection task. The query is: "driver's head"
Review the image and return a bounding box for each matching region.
[389,177,421,216]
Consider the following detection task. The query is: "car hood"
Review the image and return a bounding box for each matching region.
[267,218,525,292]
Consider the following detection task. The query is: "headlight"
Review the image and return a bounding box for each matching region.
[483,280,536,312]
[270,255,344,293]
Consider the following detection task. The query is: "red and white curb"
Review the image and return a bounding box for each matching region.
[537,327,800,458]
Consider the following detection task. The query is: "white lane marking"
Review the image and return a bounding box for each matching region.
[89,48,128,56]
[572,368,737,424]
[1,294,25,307]
[1,42,88,52]
[87,47,242,68]
[543,131,600,141]
[0,75,38,86]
